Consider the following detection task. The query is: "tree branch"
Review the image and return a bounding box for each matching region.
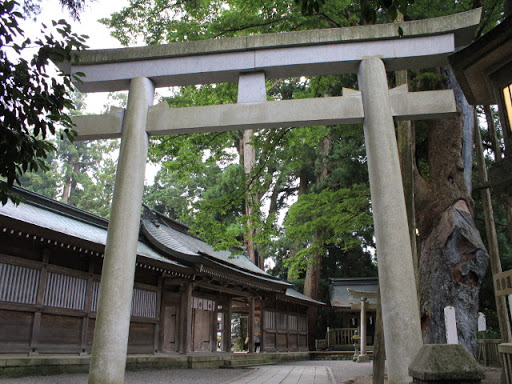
[212,18,285,39]
[312,11,341,27]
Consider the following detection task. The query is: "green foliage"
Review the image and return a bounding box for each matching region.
[0,0,88,205]
[99,0,504,308]
[284,184,373,278]
[17,90,120,218]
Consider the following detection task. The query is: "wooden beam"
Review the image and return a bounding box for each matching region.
[194,281,252,297]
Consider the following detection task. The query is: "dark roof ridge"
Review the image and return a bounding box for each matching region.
[142,204,194,236]
[7,184,110,229]
[197,250,286,284]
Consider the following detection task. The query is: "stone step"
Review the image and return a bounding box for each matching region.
[222,358,277,368]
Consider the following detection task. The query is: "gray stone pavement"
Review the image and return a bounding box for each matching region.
[226,365,335,384]
[0,361,372,384]
[0,360,499,383]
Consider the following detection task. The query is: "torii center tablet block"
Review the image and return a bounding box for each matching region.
[55,9,482,384]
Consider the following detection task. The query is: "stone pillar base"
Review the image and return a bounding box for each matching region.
[409,344,484,383]
[357,354,370,363]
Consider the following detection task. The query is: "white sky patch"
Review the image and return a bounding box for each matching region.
[17,0,165,184]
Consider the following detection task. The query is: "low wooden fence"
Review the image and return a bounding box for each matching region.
[316,328,359,350]
[477,339,501,365]
[327,328,358,347]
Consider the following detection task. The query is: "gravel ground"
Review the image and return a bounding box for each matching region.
[0,368,248,384]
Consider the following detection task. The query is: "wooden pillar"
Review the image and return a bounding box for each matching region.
[224,297,232,352]
[248,296,255,353]
[475,119,512,342]
[80,260,95,355]
[30,248,50,354]
[181,283,193,353]
[210,302,217,352]
[154,276,163,353]
[260,303,266,353]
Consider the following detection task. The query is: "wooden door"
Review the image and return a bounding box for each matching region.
[192,308,211,352]
[162,305,177,352]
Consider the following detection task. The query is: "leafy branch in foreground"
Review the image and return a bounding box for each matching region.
[0,0,88,204]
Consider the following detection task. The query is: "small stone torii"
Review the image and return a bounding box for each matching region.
[348,287,379,363]
[56,9,481,384]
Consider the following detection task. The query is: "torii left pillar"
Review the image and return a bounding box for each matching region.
[88,77,154,384]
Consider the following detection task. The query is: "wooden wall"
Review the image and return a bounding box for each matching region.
[0,233,162,355]
[262,301,308,352]
[0,230,313,356]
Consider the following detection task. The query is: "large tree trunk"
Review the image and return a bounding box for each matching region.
[304,136,330,299]
[242,129,263,268]
[304,136,329,350]
[61,161,80,204]
[395,69,419,298]
[287,168,309,282]
[415,117,489,357]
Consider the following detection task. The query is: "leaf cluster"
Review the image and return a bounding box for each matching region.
[0,0,88,204]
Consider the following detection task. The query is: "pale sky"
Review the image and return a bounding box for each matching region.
[22,0,130,113]
[20,0,163,183]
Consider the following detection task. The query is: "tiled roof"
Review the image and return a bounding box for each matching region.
[0,188,189,271]
[1,187,323,306]
[329,277,378,308]
[284,288,325,306]
[141,209,290,289]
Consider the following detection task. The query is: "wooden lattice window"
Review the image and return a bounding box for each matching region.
[0,262,40,305]
[131,288,157,318]
[298,315,308,332]
[264,310,276,330]
[43,272,87,310]
[288,314,298,331]
[91,282,157,318]
[277,312,287,331]
[91,280,100,312]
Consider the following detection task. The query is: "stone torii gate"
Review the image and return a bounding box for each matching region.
[348,288,379,363]
[57,9,481,384]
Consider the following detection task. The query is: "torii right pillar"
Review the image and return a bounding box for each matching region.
[358,56,423,383]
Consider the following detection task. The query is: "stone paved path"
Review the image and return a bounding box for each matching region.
[227,365,334,384]
[0,360,499,384]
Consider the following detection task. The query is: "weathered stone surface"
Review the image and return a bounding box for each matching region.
[409,344,484,381]
[88,77,155,384]
[56,10,481,93]
[419,201,489,356]
[359,56,422,384]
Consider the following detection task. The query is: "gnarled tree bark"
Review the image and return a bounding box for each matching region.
[415,117,489,356]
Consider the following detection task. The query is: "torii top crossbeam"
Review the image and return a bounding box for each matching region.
[59,9,480,93]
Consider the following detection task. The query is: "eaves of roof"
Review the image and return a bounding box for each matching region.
[0,186,193,274]
[279,288,325,306]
